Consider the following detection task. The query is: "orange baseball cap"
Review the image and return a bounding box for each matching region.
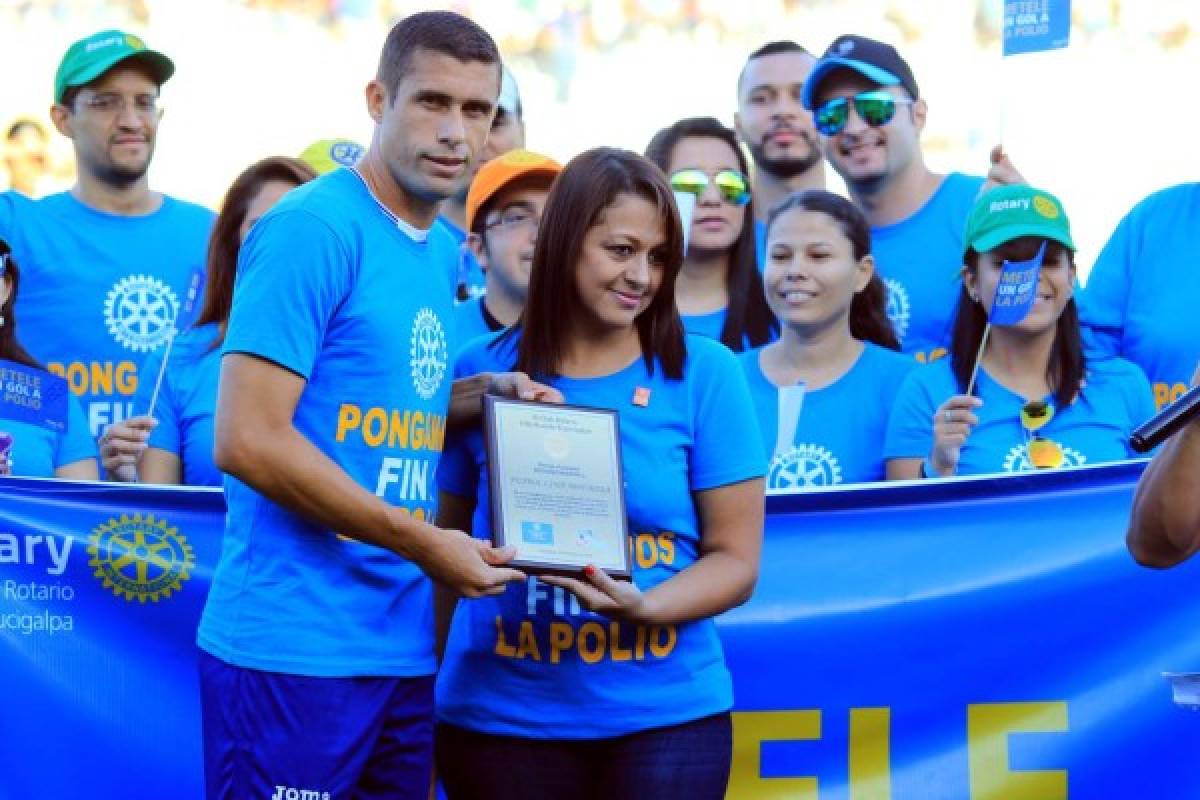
[465,149,561,232]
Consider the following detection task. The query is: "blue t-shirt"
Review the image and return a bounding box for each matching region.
[437,215,485,300]
[0,362,96,478]
[0,190,214,438]
[133,322,222,486]
[872,173,985,362]
[436,332,764,739]
[197,168,458,677]
[453,295,504,349]
[1077,183,1200,410]
[883,357,1155,475]
[738,342,915,488]
[682,307,728,344]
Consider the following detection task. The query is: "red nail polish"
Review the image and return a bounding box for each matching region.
[583,565,596,578]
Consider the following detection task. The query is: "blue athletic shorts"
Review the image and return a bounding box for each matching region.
[198,649,434,800]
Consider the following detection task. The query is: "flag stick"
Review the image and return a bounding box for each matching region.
[145,329,176,419]
[966,323,992,397]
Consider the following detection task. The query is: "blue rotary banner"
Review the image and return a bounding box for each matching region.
[2,461,1199,799]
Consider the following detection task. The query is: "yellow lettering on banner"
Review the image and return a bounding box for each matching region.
[549,622,573,664]
[516,620,541,661]
[577,622,606,664]
[336,404,362,442]
[729,711,821,799]
[967,701,1068,800]
[493,616,517,658]
[849,707,892,800]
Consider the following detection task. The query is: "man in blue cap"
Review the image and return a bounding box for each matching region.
[802,34,1018,364]
[0,30,213,445]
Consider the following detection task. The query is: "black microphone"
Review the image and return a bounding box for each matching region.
[1130,384,1200,453]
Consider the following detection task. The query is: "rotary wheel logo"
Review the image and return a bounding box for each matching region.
[1033,195,1060,219]
[1002,443,1085,473]
[768,444,843,490]
[884,278,910,344]
[410,307,448,400]
[104,274,180,353]
[88,513,195,603]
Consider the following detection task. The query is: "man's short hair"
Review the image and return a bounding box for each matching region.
[376,11,501,103]
[738,40,810,93]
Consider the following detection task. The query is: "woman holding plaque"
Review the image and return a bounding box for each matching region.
[737,190,913,490]
[645,116,777,351]
[434,147,765,799]
[884,185,1154,478]
[0,237,97,478]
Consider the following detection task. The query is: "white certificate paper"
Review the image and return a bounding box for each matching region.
[484,396,631,578]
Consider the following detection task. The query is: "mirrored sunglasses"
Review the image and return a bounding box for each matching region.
[1020,401,1064,469]
[669,168,751,206]
[813,90,913,136]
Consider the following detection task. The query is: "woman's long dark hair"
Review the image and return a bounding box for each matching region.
[194,156,317,349]
[511,147,686,380]
[764,190,899,350]
[644,116,778,351]
[0,239,41,369]
[951,237,1084,407]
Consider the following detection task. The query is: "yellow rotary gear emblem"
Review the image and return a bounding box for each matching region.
[88,513,195,603]
[1032,195,1060,219]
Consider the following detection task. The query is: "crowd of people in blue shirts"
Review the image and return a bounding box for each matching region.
[1,12,1197,800]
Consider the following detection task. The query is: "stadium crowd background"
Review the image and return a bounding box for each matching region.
[3,0,1199,275]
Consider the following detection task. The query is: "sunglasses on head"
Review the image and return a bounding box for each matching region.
[813,90,913,136]
[1019,401,1065,469]
[669,168,751,206]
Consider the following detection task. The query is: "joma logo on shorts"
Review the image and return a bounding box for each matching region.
[271,787,330,800]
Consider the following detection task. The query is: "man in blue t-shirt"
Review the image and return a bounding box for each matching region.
[801,35,1021,362]
[0,30,214,441]
[438,64,527,301]
[197,13,551,800]
[1077,183,1200,410]
[454,148,560,346]
[734,40,827,263]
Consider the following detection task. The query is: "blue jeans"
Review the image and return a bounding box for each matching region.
[435,712,732,800]
[199,649,434,800]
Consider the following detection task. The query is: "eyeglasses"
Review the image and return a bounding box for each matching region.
[485,206,540,232]
[1019,400,1064,469]
[76,92,161,116]
[813,90,913,136]
[669,168,751,206]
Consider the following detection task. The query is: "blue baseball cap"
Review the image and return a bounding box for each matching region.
[801,34,919,110]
